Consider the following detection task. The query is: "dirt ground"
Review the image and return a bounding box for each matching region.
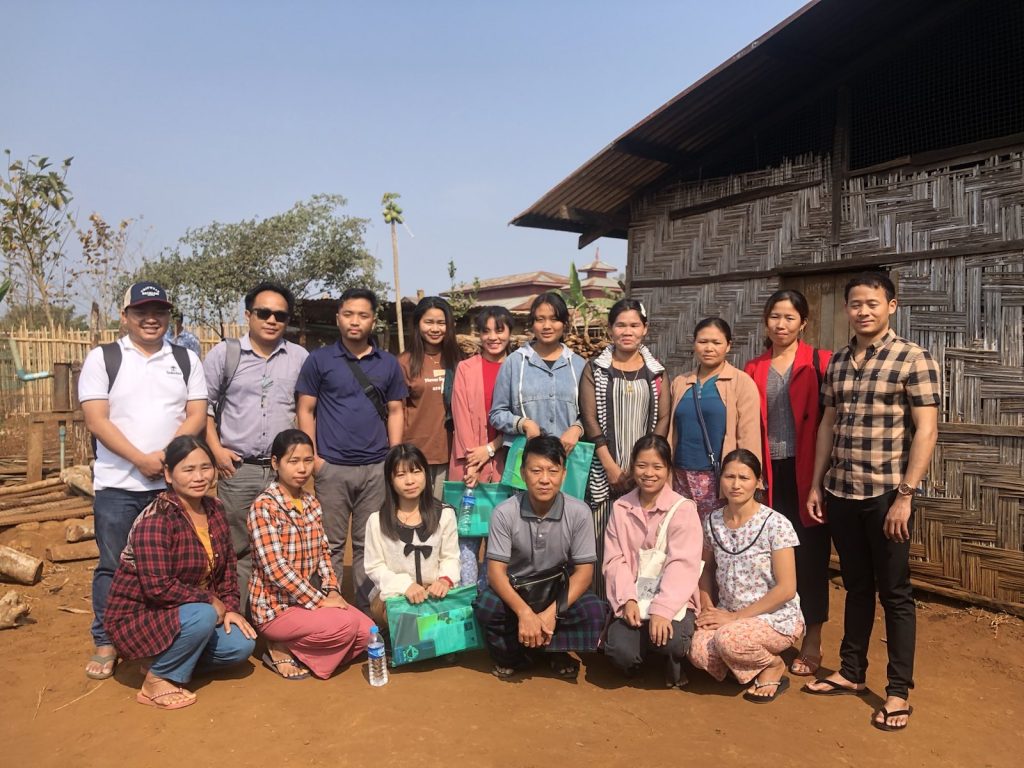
[1,523,1022,768]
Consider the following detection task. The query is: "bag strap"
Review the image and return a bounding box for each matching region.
[653,498,688,553]
[169,344,192,385]
[709,509,775,556]
[810,346,825,412]
[213,338,241,426]
[101,342,122,392]
[691,382,719,473]
[343,356,388,422]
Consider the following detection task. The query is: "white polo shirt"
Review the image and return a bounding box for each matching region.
[79,337,208,492]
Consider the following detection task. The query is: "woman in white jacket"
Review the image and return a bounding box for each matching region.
[365,444,461,627]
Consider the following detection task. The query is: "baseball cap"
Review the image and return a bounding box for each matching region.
[123,281,172,310]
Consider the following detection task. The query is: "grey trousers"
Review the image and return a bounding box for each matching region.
[315,460,386,613]
[604,610,696,680]
[216,462,275,612]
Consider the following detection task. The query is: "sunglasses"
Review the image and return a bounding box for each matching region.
[252,307,290,323]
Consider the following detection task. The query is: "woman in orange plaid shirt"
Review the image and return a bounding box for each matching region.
[247,429,374,679]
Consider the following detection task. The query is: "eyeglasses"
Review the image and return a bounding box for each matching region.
[252,308,290,323]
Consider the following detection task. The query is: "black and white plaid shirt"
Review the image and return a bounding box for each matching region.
[822,329,941,500]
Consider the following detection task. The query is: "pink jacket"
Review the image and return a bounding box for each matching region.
[603,486,702,621]
[448,355,505,483]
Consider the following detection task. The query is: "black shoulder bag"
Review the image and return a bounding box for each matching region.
[509,563,571,618]
[342,357,388,422]
[692,382,721,481]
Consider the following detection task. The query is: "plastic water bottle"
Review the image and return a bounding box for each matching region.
[458,486,476,535]
[367,625,389,687]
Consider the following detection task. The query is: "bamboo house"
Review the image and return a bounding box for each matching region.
[513,0,1024,614]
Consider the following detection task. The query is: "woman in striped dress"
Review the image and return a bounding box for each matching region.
[579,299,671,592]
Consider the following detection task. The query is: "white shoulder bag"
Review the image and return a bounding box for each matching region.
[635,498,690,622]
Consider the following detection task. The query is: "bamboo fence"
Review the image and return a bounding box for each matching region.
[0,322,246,416]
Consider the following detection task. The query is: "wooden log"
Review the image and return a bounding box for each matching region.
[0,590,31,630]
[0,502,94,528]
[0,544,44,585]
[46,540,99,562]
[0,477,64,497]
[0,497,93,520]
[65,519,95,543]
[0,491,70,511]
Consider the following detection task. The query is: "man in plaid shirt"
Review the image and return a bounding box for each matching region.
[804,272,939,733]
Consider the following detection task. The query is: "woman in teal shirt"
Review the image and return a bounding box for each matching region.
[667,318,761,521]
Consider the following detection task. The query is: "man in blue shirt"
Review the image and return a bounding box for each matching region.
[296,288,406,612]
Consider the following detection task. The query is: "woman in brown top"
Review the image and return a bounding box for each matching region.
[398,296,463,498]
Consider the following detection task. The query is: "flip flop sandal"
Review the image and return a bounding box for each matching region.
[548,652,580,681]
[85,653,118,680]
[789,655,822,676]
[492,657,532,681]
[665,656,689,689]
[801,678,869,697]
[136,688,196,710]
[872,706,913,732]
[743,675,790,703]
[261,651,311,680]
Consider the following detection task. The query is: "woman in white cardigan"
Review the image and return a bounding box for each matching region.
[365,444,461,627]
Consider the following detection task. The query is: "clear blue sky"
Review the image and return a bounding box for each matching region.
[2,0,807,302]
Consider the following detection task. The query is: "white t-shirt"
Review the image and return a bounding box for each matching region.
[79,337,208,492]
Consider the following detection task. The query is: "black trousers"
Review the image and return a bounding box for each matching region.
[772,458,831,627]
[827,490,915,699]
[604,611,695,681]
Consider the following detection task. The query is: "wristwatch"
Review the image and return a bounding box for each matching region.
[897,482,917,497]
[486,443,496,458]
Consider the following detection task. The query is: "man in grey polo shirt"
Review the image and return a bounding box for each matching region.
[204,281,308,607]
[474,435,608,681]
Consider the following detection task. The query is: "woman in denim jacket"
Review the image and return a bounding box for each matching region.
[489,293,587,455]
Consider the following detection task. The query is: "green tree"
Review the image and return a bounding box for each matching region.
[134,194,384,337]
[0,151,76,327]
[446,260,480,321]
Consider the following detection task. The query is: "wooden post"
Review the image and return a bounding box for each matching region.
[25,421,45,483]
[0,545,44,585]
[65,518,95,543]
[46,540,99,562]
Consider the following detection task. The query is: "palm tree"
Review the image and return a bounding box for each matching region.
[381,192,405,352]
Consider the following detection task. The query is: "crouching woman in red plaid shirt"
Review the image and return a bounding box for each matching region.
[104,436,257,711]
[247,429,374,680]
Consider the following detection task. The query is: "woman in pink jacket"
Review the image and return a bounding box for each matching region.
[603,435,703,688]
[448,306,514,586]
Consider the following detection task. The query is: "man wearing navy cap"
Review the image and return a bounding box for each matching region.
[78,281,209,680]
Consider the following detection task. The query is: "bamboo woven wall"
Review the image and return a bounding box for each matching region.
[627,150,1024,612]
[0,323,245,416]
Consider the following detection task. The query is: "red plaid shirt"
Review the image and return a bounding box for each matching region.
[247,481,339,626]
[104,493,239,659]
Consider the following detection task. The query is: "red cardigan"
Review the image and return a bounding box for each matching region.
[744,341,831,527]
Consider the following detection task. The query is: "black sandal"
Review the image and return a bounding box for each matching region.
[743,675,790,703]
[548,652,580,680]
[872,706,913,732]
[801,677,868,697]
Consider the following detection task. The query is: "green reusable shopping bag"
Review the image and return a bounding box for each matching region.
[385,585,484,667]
[500,436,595,500]
[442,481,516,537]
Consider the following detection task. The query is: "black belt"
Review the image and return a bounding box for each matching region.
[241,456,273,467]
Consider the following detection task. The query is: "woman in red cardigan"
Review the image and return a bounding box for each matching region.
[104,436,256,710]
[744,289,831,677]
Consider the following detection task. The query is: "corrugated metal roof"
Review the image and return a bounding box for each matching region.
[511,0,963,244]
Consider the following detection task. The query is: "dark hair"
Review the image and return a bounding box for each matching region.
[527,292,570,333]
[164,435,215,473]
[720,448,762,480]
[473,305,514,336]
[763,289,809,324]
[380,444,443,541]
[409,296,462,379]
[844,271,896,302]
[338,287,378,312]
[628,434,672,471]
[270,429,314,463]
[694,316,732,343]
[608,298,648,326]
[245,281,296,315]
[520,434,566,470]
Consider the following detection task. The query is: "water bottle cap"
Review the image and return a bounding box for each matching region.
[369,624,379,634]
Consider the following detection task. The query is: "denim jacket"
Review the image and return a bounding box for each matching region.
[489,343,586,439]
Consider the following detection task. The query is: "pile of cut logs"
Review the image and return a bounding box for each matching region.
[0,471,96,628]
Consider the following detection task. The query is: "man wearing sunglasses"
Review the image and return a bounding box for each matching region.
[203,281,309,610]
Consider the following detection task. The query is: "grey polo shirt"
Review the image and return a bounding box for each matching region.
[486,492,597,579]
[203,335,309,459]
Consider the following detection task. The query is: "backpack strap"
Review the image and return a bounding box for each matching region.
[169,343,192,384]
[101,342,123,393]
[213,338,242,426]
